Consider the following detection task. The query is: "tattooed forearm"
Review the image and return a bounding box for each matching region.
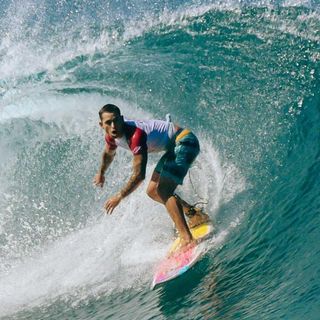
[120,173,143,198]
[119,153,147,198]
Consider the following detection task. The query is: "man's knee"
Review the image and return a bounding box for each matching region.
[157,183,174,202]
[146,184,157,200]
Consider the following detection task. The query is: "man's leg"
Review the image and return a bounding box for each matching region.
[174,194,211,228]
[147,171,195,209]
[156,175,194,247]
[147,171,210,228]
[146,171,164,204]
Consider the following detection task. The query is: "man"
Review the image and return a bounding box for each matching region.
[93,104,209,248]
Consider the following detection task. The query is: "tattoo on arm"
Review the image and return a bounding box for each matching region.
[120,153,147,198]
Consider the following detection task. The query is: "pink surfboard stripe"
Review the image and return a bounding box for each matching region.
[152,243,205,287]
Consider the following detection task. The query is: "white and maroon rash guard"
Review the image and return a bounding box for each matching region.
[105,119,176,155]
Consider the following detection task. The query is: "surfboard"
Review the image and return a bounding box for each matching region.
[151,222,213,289]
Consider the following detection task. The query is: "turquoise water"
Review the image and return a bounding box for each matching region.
[0,0,319,319]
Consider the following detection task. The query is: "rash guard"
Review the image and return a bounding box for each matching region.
[105,119,177,155]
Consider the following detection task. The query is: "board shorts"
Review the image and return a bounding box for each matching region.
[154,128,200,185]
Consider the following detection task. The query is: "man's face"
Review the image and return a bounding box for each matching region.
[99,112,124,138]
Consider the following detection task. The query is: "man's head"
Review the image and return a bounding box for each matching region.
[99,104,124,138]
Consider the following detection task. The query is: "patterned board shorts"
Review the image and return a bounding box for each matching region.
[154,129,200,185]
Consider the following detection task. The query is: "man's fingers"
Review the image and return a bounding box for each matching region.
[93,180,104,188]
[104,195,120,215]
[93,175,105,188]
[107,207,114,214]
[108,207,114,214]
[105,201,112,214]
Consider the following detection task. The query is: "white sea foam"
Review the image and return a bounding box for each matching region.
[0,94,246,316]
[0,0,317,83]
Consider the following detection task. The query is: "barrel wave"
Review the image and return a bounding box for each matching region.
[0,0,319,319]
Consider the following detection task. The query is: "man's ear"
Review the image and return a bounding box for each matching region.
[99,121,103,128]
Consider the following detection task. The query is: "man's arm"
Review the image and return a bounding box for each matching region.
[93,146,116,188]
[119,152,147,198]
[105,152,147,214]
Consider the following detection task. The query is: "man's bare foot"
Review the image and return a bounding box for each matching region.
[180,238,194,247]
[172,239,196,256]
[187,208,211,228]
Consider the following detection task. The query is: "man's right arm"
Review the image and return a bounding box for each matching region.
[93,146,116,188]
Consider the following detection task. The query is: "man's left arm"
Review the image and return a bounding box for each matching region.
[104,152,147,214]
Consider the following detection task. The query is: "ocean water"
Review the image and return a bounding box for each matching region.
[0,0,319,319]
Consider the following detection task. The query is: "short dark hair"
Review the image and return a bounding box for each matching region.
[99,104,121,120]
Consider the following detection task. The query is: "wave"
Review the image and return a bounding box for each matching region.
[0,1,319,319]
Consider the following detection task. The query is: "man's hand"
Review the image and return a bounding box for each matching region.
[93,173,105,188]
[104,193,122,214]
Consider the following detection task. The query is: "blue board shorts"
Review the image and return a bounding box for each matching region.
[154,128,200,185]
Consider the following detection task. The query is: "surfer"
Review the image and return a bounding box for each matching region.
[93,104,209,248]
